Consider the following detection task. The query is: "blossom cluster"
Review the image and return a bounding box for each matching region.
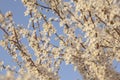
[0,0,120,80]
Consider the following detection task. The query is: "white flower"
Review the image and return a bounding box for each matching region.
[0,14,4,23]
[5,11,12,18]
[0,40,7,48]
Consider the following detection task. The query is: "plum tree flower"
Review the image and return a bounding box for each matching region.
[0,0,120,80]
[0,13,4,23]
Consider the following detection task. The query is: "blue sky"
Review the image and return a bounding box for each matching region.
[0,0,82,80]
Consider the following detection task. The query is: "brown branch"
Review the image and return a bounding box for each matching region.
[114,28,120,37]
[100,45,120,49]
[30,12,35,29]
[55,33,66,45]
[88,11,100,49]
[80,43,86,49]
[35,3,52,10]
[7,46,22,68]
[67,10,83,25]
[88,10,95,28]
[2,65,18,74]
[95,14,107,26]
[0,26,9,36]
[13,28,19,43]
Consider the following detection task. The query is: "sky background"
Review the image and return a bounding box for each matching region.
[0,0,83,80]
